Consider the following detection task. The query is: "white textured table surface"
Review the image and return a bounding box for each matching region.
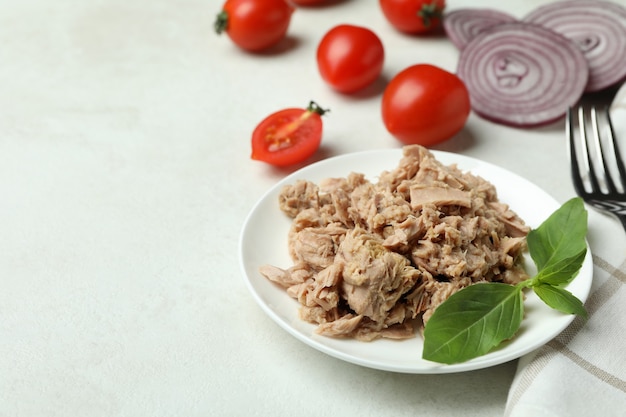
[1,0,623,416]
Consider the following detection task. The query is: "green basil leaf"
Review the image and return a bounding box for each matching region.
[527,197,587,272]
[533,284,588,319]
[422,283,524,364]
[532,248,587,286]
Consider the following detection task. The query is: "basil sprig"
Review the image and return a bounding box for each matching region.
[422,197,588,365]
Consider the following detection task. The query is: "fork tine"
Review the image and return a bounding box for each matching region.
[578,106,602,194]
[591,106,618,194]
[568,107,587,196]
[604,106,626,191]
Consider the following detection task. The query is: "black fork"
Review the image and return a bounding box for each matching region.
[567,105,626,231]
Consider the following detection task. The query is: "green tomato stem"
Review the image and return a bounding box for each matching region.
[214,11,228,35]
[307,101,330,116]
[418,2,443,28]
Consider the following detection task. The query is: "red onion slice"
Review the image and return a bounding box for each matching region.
[523,0,626,92]
[457,22,589,127]
[443,9,517,50]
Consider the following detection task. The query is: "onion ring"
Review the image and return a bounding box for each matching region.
[457,22,589,127]
[443,9,517,50]
[523,0,626,92]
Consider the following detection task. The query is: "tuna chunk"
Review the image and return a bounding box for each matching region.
[279,180,320,218]
[338,229,423,326]
[410,186,472,209]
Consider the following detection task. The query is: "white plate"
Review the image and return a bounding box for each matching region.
[239,149,593,374]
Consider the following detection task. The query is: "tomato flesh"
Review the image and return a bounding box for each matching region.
[379,0,446,34]
[216,0,294,52]
[381,64,470,146]
[316,24,385,93]
[251,104,325,166]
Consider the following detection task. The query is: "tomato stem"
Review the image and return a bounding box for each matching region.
[307,101,330,116]
[214,11,228,34]
[418,2,443,28]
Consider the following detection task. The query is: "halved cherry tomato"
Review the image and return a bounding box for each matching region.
[379,0,446,34]
[251,102,328,166]
[214,0,294,52]
[381,64,470,146]
[316,24,385,93]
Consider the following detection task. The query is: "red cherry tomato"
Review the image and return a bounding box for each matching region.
[214,0,294,52]
[290,0,327,4]
[251,102,328,166]
[379,0,446,34]
[381,64,470,146]
[316,24,385,93]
